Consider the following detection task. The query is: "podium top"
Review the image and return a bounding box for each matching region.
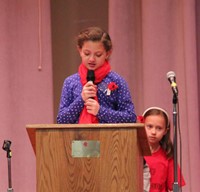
[26,123,151,156]
[26,123,144,129]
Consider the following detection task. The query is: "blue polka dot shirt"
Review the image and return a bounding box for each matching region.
[57,71,137,124]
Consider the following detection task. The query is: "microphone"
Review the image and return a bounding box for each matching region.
[86,70,95,99]
[87,70,95,83]
[166,71,178,96]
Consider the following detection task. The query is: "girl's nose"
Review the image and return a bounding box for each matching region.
[89,55,95,62]
[151,128,156,134]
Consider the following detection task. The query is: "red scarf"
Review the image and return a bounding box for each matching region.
[78,61,111,123]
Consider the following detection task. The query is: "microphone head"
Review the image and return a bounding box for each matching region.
[87,70,95,83]
[166,71,176,79]
[166,71,178,96]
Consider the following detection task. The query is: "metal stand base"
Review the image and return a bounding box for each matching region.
[7,188,14,192]
[173,183,179,192]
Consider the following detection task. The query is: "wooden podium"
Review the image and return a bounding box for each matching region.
[26,123,150,192]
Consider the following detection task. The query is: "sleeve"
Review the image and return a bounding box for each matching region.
[57,78,84,124]
[167,159,186,191]
[97,76,137,123]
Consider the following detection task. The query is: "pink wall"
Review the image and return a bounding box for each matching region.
[1,0,199,192]
[0,1,53,191]
[109,0,200,191]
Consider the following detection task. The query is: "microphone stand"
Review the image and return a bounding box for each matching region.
[172,94,179,192]
[2,140,14,192]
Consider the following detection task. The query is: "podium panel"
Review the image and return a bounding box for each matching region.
[26,123,150,192]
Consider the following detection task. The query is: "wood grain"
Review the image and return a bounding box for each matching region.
[26,124,150,192]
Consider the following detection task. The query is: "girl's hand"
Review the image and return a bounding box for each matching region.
[81,81,97,102]
[84,98,100,116]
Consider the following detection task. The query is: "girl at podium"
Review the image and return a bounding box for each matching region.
[139,107,185,192]
[57,26,137,124]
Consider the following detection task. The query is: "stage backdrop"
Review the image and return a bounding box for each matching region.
[109,1,200,192]
[0,0,53,191]
[0,0,200,192]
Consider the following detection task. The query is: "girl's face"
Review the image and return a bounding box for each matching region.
[145,114,168,148]
[78,41,111,70]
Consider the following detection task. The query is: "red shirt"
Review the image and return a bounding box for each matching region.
[144,148,185,192]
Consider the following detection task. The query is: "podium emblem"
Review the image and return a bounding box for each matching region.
[72,140,100,158]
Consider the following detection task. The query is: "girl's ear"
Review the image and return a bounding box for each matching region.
[106,50,112,60]
[77,46,81,52]
[77,46,82,57]
[164,128,169,135]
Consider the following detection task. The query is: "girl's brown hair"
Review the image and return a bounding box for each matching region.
[76,26,112,52]
[143,107,174,159]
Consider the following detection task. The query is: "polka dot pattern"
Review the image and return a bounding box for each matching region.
[57,71,137,124]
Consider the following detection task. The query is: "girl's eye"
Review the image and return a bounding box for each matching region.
[156,127,163,131]
[146,124,152,129]
[96,54,102,57]
[84,52,90,56]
